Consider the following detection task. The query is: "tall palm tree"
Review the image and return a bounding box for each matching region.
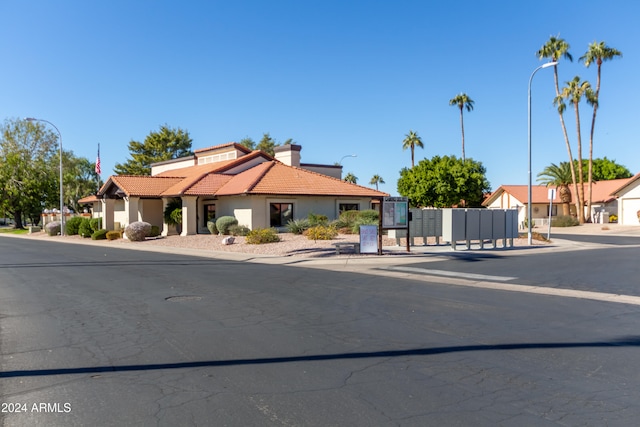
[343,172,358,184]
[537,36,581,222]
[402,130,424,168]
[560,76,593,224]
[580,41,622,221]
[537,162,573,216]
[369,174,385,190]
[448,93,474,162]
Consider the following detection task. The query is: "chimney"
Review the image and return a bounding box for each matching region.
[273,144,301,167]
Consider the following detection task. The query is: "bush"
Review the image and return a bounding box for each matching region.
[89,217,102,232]
[148,225,161,237]
[305,225,338,240]
[609,214,618,223]
[79,218,93,238]
[207,220,218,235]
[125,221,152,241]
[229,224,250,236]
[65,216,84,235]
[333,210,360,230]
[246,228,281,244]
[286,218,311,235]
[106,230,121,240]
[307,212,329,227]
[351,210,379,234]
[91,229,108,240]
[163,198,182,227]
[45,221,61,236]
[551,215,580,227]
[216,216,238,235]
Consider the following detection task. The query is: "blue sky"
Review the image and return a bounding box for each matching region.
[2,1,638,196]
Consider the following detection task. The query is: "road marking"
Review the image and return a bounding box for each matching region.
[382,266,640,306]
[387,266,517,282]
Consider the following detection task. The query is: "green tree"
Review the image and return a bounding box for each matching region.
[0,118,59,228]
[537,162,574,216]
[580,41,622,220]
[238,137,256,150]
[537,36,582,222]
[559,76,593,224]
[369,174,385,190]
[401,130,424,168]
[397,155,490,208]
[257,133,278,156]
[344,172,358,184]
[60,151,102,213]
[587,157,631,181]
[448,93,474,162]
[114,125,193,175]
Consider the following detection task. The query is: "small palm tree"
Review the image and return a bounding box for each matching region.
[537,162,573,216]
[449,93,474,162]
[402,130,424,168]
[580,41,622,221]
[369,174,385,190]
[560,76,593,224]
[344,172,358,184]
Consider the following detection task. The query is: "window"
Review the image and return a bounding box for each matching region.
[203,204,215,226]
[339,203,359,213]
[270,203,293,227]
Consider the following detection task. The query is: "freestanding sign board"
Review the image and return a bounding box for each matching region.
[359,225,378,254]
[382,197,408,228]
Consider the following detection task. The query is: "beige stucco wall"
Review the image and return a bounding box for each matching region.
[142,199,163,228]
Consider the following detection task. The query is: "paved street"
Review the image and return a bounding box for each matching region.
[1,234,640,426]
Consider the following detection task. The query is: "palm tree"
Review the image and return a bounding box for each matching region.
[343,172,358,184]
[537,36,581,222]
[537,162,573,217]
[369,174,385,190]
[449,93,474,162]
[402,130,424,168]
[580,41,622,221]
[560,76,593,224]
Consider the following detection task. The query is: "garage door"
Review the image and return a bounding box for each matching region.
[621,198,640,225]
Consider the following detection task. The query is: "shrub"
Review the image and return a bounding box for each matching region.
[149,225,161,237]
[609,214,618,223]
[125,221,152,241]
[305,225,338,240]
[333,210,360,230]
[351,210,379,234]
[246,228,280,244]
[45,221,61,236]
[106,230,121,240]
[307,212,329,227]
[91,229,108,240]
[163,198,182,226]
[65,216,84,235]
[286,218,310,235]
[89,217,102,232]
[551,215,579,227]
[79,218,93,238]
[207,220,218,235]
[229,224,250,236]
[216,216,238,235]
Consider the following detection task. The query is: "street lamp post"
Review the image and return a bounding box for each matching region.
[25,118,64,236]
[338,154,357,165]
[528,62,557,245]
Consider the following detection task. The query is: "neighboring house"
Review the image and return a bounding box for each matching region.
[80,143,388,235]
[483,177,634,227]
[611,173,640,226]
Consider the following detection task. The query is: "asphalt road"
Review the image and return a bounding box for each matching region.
[2,237,640,426]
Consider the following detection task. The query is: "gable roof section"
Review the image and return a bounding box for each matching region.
[483,185,550,206]
[193,142,252,155]
[611,173,640,197]
[217,161,388,197]
[99,176,184,198]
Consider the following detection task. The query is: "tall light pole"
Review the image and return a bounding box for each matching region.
[25,117,64,236]
[528,62,557,245]
[338,154,357,165]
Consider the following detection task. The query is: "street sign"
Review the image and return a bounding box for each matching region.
[548,188,557,200]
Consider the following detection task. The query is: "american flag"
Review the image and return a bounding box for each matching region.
[95,144,101,175]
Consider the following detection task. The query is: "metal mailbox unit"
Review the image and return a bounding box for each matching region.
[443,208,518,250]
[392,208,443,246]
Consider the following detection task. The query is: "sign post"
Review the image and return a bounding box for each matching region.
[547,188,556,240]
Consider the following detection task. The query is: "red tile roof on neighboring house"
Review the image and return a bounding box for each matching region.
[611,173,640,196]
[484,177,634,206]
[78,195,99,204]
[102,176,184,197]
